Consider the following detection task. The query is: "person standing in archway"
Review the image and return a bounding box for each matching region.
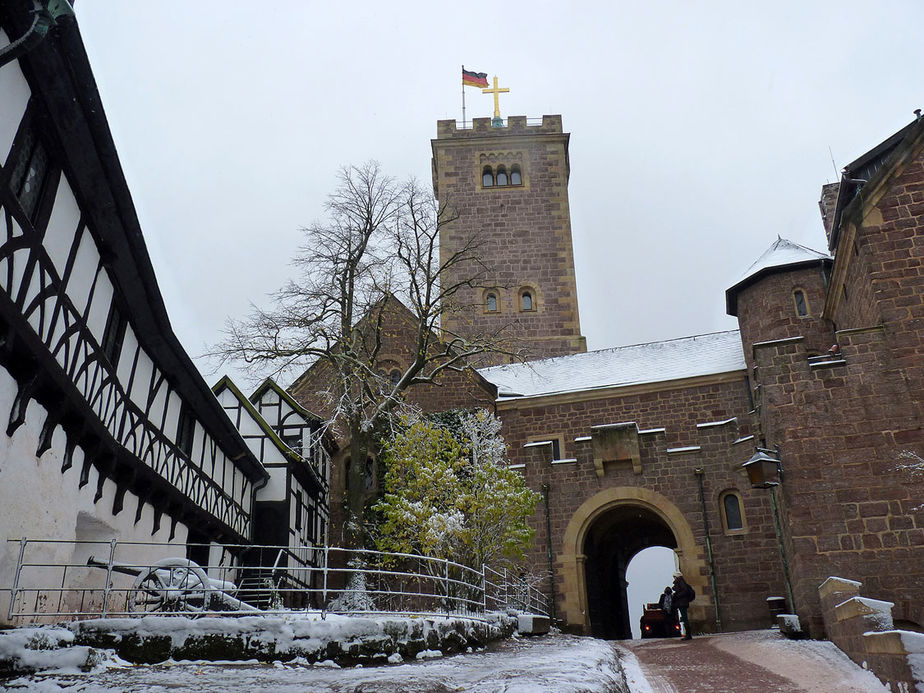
[672,572,695,640]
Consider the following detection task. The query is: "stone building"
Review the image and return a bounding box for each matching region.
[287,110,923,640]
[431,116,586,365]
[430,114,923,639]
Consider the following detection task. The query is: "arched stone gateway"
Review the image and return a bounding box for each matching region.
[557,487,709,638]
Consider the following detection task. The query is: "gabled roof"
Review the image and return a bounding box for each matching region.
[215,375,325,495]
[213,375,302,466]
[725,237,831,316]
[829,117,924,250]
[251,377,323,423]
[478,330,745,401]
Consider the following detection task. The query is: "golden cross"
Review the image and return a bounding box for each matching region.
[482,76,510,119]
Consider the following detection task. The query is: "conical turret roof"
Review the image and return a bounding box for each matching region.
[726,237,831,316]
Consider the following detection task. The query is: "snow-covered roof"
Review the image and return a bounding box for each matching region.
[726,237,831,315]
[478,330,746,401]
[737,237,830,283]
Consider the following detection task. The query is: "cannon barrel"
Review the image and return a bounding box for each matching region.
[86,555,145,577]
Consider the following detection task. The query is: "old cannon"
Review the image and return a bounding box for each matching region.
[87,556,259,614]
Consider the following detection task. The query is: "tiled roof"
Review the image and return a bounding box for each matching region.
[478,330,746,400]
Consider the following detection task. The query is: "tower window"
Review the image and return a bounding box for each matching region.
[482,166,494,187]
[720,490,747,534]
[510,165,522,185]
[496,165,508,186]
[389,369,402,386]
[793,289,808,317]
[520,290,534,312]
[486,292,498,312]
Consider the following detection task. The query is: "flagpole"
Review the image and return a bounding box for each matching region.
[461,64,466,127]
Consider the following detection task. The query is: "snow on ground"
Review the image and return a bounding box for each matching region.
[704,630,889,691]
[3,633,626,693]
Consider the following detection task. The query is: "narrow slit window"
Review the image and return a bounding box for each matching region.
[482,166,494,187]
[177,405,195,458]
[101,303,127,367]
[793,289,808,317]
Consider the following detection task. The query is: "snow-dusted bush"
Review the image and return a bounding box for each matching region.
[374,410,539,571]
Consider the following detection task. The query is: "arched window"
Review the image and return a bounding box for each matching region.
[520,290,534,312]
[486,292,498,312]
[720,490,746,533]
[388,369,402,386]
[482,166,494,187]
[510,165,522,185]
[496,165,508,186]
[793,289,808,317]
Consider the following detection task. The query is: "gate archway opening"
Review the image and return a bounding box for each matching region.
[583,504,677,639]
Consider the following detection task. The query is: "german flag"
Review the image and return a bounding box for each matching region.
[462,68,489,88]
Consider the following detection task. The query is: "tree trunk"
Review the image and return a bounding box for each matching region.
[345,424,371,548]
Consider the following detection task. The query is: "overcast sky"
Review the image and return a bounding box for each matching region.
[73,1,923,389]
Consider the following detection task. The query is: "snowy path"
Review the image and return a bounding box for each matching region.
[4,633,627,693]
[619,629,889,692]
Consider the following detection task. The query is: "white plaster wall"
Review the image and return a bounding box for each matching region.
[257,465,287,503]
[116,325,139,386]
[43,175,81,279]
[0,29,31,166]
[0,365,189,625]
[66,229,100,317]
[84,269,113,344]
[128,350,154,411]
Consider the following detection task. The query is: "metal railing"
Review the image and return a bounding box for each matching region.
[1,538,551,624]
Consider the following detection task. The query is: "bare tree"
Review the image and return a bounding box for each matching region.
[214,162,519,544]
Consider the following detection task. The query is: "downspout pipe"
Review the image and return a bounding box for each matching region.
[694,468,722,632]
[0,0,75,70]
[541,482,556,621]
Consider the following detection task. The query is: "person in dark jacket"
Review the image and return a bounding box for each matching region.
[657,587,673,613]
[671,572,695,640]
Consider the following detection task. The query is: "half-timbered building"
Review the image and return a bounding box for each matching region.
[213,377,331,563]
[0,1,268,622]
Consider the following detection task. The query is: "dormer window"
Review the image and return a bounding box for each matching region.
[482,166,494,187]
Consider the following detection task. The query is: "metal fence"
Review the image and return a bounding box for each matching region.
[2,538,551,624]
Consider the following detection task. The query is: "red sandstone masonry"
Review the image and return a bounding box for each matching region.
[752,332,924,637]
[431,116,586,365]
[499,375,786,633]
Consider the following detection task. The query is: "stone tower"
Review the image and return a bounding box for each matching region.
[431,115,586,365]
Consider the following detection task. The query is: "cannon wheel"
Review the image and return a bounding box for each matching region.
[130,558,212,614]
